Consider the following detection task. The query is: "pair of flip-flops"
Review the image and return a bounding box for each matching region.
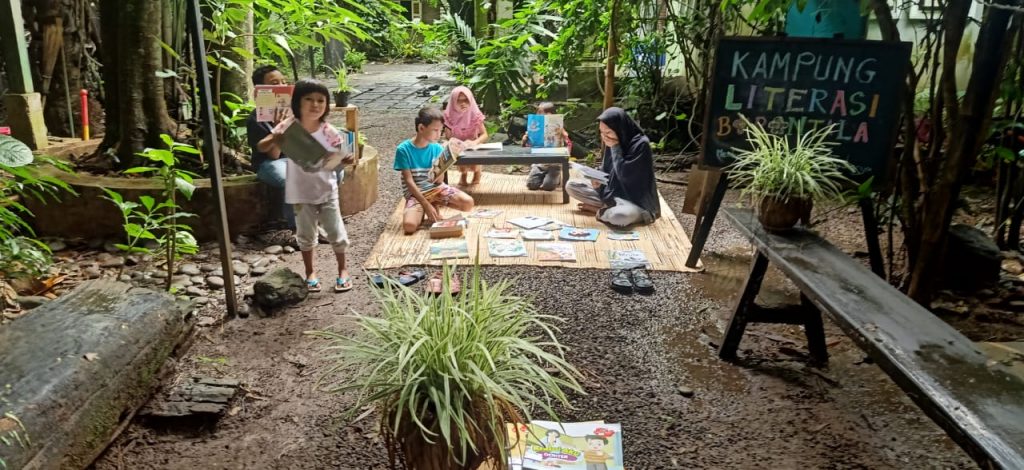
[426,271,460,295]
[369,270,427,289]
[611,268,654,295]
[307,277,353,293]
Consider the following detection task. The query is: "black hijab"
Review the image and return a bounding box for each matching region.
[597,107,660,221]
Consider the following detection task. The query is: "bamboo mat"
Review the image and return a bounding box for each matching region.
[364,172,702,272]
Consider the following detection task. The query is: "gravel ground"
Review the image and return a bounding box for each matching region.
[91,109,975,469]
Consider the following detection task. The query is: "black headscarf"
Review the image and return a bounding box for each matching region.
[597,107,661,221]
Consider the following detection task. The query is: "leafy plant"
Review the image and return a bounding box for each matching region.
[726,115,855,203]
[219,92,255,154]
[324,65,357,93]
[0,412,30,470]
[343,49,368,72]
[103,135,200,288]
[308,263,583,468]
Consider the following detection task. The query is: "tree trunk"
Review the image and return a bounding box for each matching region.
[98,0,176,169]
[602,0,620,110]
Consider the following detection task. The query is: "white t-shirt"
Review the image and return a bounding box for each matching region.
[276,118,345,205]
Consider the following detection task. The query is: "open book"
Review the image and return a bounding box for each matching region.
[570,162,609,184]
[254,85,292,122]
[507,421,624,470]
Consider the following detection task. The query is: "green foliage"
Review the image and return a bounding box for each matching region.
[727,115,856,203]
[343,50,368,72]
[323,65,357,93]
[219,92,255,152]
[0,135,33,168]
[308,263,583,465]
[0,412,30,470]
[103,135,200,286]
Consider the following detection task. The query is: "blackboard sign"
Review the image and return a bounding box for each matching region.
[701,36,912,181]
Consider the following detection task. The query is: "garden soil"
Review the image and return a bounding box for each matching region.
[91,110,978,469]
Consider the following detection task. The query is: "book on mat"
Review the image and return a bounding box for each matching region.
[254,85,292,122]
[429,239,469,260]
[608,230,640,241]
[280,121,338,172]
[522,229,553,241]
[609,249,650,269]
[507,421,624,470]
[536,242,576,262]
[429,215,467,239]
[526,114,567,148]
[484,227,519,239]
[508,216,550,230]
[487,239,527,258]
[469,208,503,219]
[570,162,609,185]
[559,227,600,242]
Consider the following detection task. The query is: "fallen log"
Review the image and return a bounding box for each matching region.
[0,280,189,469]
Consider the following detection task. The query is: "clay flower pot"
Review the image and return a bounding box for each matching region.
[757,196,812,233]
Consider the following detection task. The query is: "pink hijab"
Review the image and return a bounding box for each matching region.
[443,86,485,140]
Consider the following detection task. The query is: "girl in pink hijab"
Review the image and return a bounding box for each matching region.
[443,86,489,185]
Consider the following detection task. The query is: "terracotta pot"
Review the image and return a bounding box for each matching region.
[757,196,812,233]
[334,91,350,108]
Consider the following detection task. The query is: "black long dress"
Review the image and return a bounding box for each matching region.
[596,107,661,223]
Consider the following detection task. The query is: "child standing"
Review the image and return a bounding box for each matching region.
[443,86,489,186]
[258,79,354,292]
[523,102,572,191]
[396,107,475,235]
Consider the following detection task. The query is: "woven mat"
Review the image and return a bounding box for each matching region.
[364,172,702,272]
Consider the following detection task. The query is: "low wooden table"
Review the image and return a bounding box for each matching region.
[457,145,571,203]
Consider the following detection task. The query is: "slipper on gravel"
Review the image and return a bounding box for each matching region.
[630,268,654,294]
[398,270,426,286]
[426,272,461,295]
[611,269,633,294]
[307,278,322,292]
[369,273,386,288]
[335,276,353,292]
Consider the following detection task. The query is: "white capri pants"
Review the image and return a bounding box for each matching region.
[294,197,349,253]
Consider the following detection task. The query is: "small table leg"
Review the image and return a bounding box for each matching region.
[561,160,570,204]
[719,250,770,360]
[801,294,829,365]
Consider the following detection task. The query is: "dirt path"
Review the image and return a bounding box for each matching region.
[93,103,974,469]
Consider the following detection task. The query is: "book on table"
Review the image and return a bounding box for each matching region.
[507,421,624,470]
[279,121,348,172]
[466,142,503,151]
[526,114,567,148]
[429,215,467,239]
[530,147,570,156]
[254,85,293,122]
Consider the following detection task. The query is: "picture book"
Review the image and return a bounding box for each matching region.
[522,229,553,241]
[254,85,293,122]
[530,147,570,156]
[468,208,503,219]
[526,114,567,148]
[570,162,609,185]
[559,227,600,242]
[466,142,503,151]
[508,216,550,230]
[608,230,640,241]
[429,216,467,239]
[609,249,650,270]
[280,121,332,172]
[536,242,576,262]
[487,239,527,258]
[431,141,461,178]
[484,227,519,239]
[429,239,469,260]
[507,421,624,470]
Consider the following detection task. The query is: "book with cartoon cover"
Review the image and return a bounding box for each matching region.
[506,421,624,470]
[254,85,292,122]
[487,239,527,258]
[522,229,553,241]
[559,227,600,242]
[429,239,469,260]
[526,114,567,148]
[609,249,650,269]
[508,216,550,230]
[536,242,576,262]
[608,230,640,241]
[485,226,519,239]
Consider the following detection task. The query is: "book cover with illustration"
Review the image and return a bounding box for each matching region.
[559,227,600,242]
[429,216,467,239]
[508,216,550,230]
[487,239,527,258]
[429,239,469,260]
[506,421,624,470]
[280,121,333,172]
[608,230,640,241]
[522,229,553,241]
[526,114,567,148]
[609,250,650,270]
[536,242,576,262]
[468,209,503,219]
[484,226,519,239]
[430,141,461,179]
[254,85,293,122]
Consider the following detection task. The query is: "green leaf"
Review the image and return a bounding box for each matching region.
[175,177,196,200]
[139,195,156,211]
[0,135,34,167]
[160,134,175,148]
[996,147,1017,163]
[272,34,295,58]
[155,69,178,79]
[123,167,159,174]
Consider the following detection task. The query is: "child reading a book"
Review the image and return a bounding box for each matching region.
[258,79,354,292]
[396,107,475,235]
[523,102,572,192]
[247,64,293,228]
[443,86,489,186]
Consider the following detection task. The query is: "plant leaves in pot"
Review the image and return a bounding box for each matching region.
[307,262,584,470]
[726,115,856,233]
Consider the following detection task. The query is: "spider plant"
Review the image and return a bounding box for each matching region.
[308,263,583,470]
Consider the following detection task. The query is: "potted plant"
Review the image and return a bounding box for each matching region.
[308,264,583,469]
[326,65,357,108]
[727,115,856,232]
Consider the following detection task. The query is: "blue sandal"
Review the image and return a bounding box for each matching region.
[307,278,322,292]
[335,276,353,292]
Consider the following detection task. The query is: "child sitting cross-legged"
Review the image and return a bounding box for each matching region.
[396,107,475,235]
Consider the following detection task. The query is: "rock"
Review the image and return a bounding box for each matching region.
[200,263,219,273]
[84,266,103,279]
[942,224,1001,291]
[206,276,225,289]
[103,240,122,253]
[231,251,243,260]
[677,386,695,398]
[178,264,202,276]
[251,266,269,276]
[1003,259,1024,275]
[185,286,205,297]
[151,270,169,279]
[45,239,67,252]
[190,275,205,285]
[142,239,160,251]
[235,234,251,245]
[1009,300,1024,309]
[264,245,284,255]
[242,254,263,264]
[16,295,51,309]
[232,261,250,276]
[243,285,255,298]
[197,316,217,327]
[237,302,252,317]
[118,274,133,282]
[99,256,126,269]
[252,268,308,310]
[194,297,211,306]
[212,268,224,277]
[170,275,193,288]
[251,257,270,268]
[283,246,295,254]
[124,256,140,267]
[87,238,105,249]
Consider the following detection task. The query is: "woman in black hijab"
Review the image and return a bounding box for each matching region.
[567,107,661,227]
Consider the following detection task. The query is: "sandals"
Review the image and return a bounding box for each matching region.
[335,276,353,292]
[609,268,655,295]
[307,278,322,292]
[426,272,461,295]
[369,270,426,289]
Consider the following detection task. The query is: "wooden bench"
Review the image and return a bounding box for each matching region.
[719,207,1024,469]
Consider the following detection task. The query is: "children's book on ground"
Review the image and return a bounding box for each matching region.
[608,230,640,241]
[254,85,292,122]
[429,239,469,260]
[522,229,553,241]
[468,209,503,218]
[429,215,467,239]
[537,242,576,262]
[508,216,550,230]
[609,249,650,270]
[559,227,600,242]
[507,421,624,470]
[487,239,527,258]
[485,226,519,239]
[570,162,609,185]
[526,114,566,148]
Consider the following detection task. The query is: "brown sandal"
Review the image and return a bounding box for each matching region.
[426,272,460,295]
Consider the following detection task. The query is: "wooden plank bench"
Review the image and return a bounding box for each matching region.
[719,207,1024,469]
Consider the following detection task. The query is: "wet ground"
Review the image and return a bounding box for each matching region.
[90,66,977,469]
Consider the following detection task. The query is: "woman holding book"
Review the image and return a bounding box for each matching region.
[443,86,489,186]
[567,107,660,228]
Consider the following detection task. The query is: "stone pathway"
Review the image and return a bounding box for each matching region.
[347,62,455,111]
